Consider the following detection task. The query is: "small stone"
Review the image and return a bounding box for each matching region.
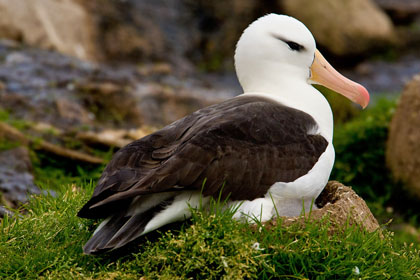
[5,52,33,65]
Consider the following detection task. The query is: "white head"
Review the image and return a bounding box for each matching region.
[234,14,369,109]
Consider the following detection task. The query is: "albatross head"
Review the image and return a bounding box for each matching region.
[235,14,369,109]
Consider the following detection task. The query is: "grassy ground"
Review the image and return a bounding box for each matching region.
[1,98,420,279]
[1,182,419,279]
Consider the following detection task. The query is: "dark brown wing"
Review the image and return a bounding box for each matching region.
[78,95,328,219]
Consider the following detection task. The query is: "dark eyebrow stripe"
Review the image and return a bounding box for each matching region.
[270,33,288,42]
[270,33,305,52]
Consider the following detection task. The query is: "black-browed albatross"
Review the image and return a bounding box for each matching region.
[78,14,370,254]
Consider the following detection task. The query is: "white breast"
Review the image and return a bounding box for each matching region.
[229,142,334,220]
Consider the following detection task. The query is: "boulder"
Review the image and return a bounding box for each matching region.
[0,0,269,68]
[375,0,420,24]
[135,73,240,129]
[80,0,262,69]
[184,0,262,70]
[264,181,380,233]
[0,41,144,130]
[0,0,98,61]
[77,0,169,64]
[75,81,143,128]
[0,147,40,216]
[135,82,226,126]
[281,0,396,56]
[387,74,420,199]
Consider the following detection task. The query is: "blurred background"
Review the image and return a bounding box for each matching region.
[0,0,420,247]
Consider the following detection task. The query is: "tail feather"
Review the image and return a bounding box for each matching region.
[83,199,172,255]
[105,206,158,249]
[83,214,129,254]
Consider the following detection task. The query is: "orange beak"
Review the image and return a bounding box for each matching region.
[309,49,370,109]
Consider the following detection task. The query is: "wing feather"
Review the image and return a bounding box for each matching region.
[78,96,328,219]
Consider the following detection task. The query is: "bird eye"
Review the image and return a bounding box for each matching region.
[285,41,304,52]
[271,33,305,52]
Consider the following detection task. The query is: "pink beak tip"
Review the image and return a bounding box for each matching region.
[361,86,370,109]
[358,84,370,109]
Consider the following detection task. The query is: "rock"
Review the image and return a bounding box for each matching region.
[0,206,13,217]
[281,0,396,56]
[76,127,153,149]
[79,0,169,64]
[55,98,94,126]
[5,52,33,65]
[375,0,420,24]
[0,146,33,174]
[137,63,173,76]
[184,0,262,70]
[136,83,223,126]
[0,41,143,130]
[0,0,98,61]
[75,81,143,127]
[0,40,238,153]
[263,181,380,233]
[0,147,40,213]
[387,74,420,199]
[0,0,269,69]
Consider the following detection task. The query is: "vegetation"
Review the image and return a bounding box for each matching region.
[32,151,105,192]
[1,98,420,278]
[1,185,419,279]
[332,98,420,247]
[332,98,396,200]
[332,99,420,213]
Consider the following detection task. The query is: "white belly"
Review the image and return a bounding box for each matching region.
[229,142,335,220]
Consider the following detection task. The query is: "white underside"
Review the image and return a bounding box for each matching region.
[229,141,334,219]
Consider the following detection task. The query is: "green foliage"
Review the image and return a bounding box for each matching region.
[316,85,362,124]
[332,98,396,201]
[125,203,260,279]
[1,185,419,279]
[0,108,31,131]
[2,96,420,279]
[32,153,105,191]
[0,184,98,279]
[0,108,9,122]
[331,98,420,246]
